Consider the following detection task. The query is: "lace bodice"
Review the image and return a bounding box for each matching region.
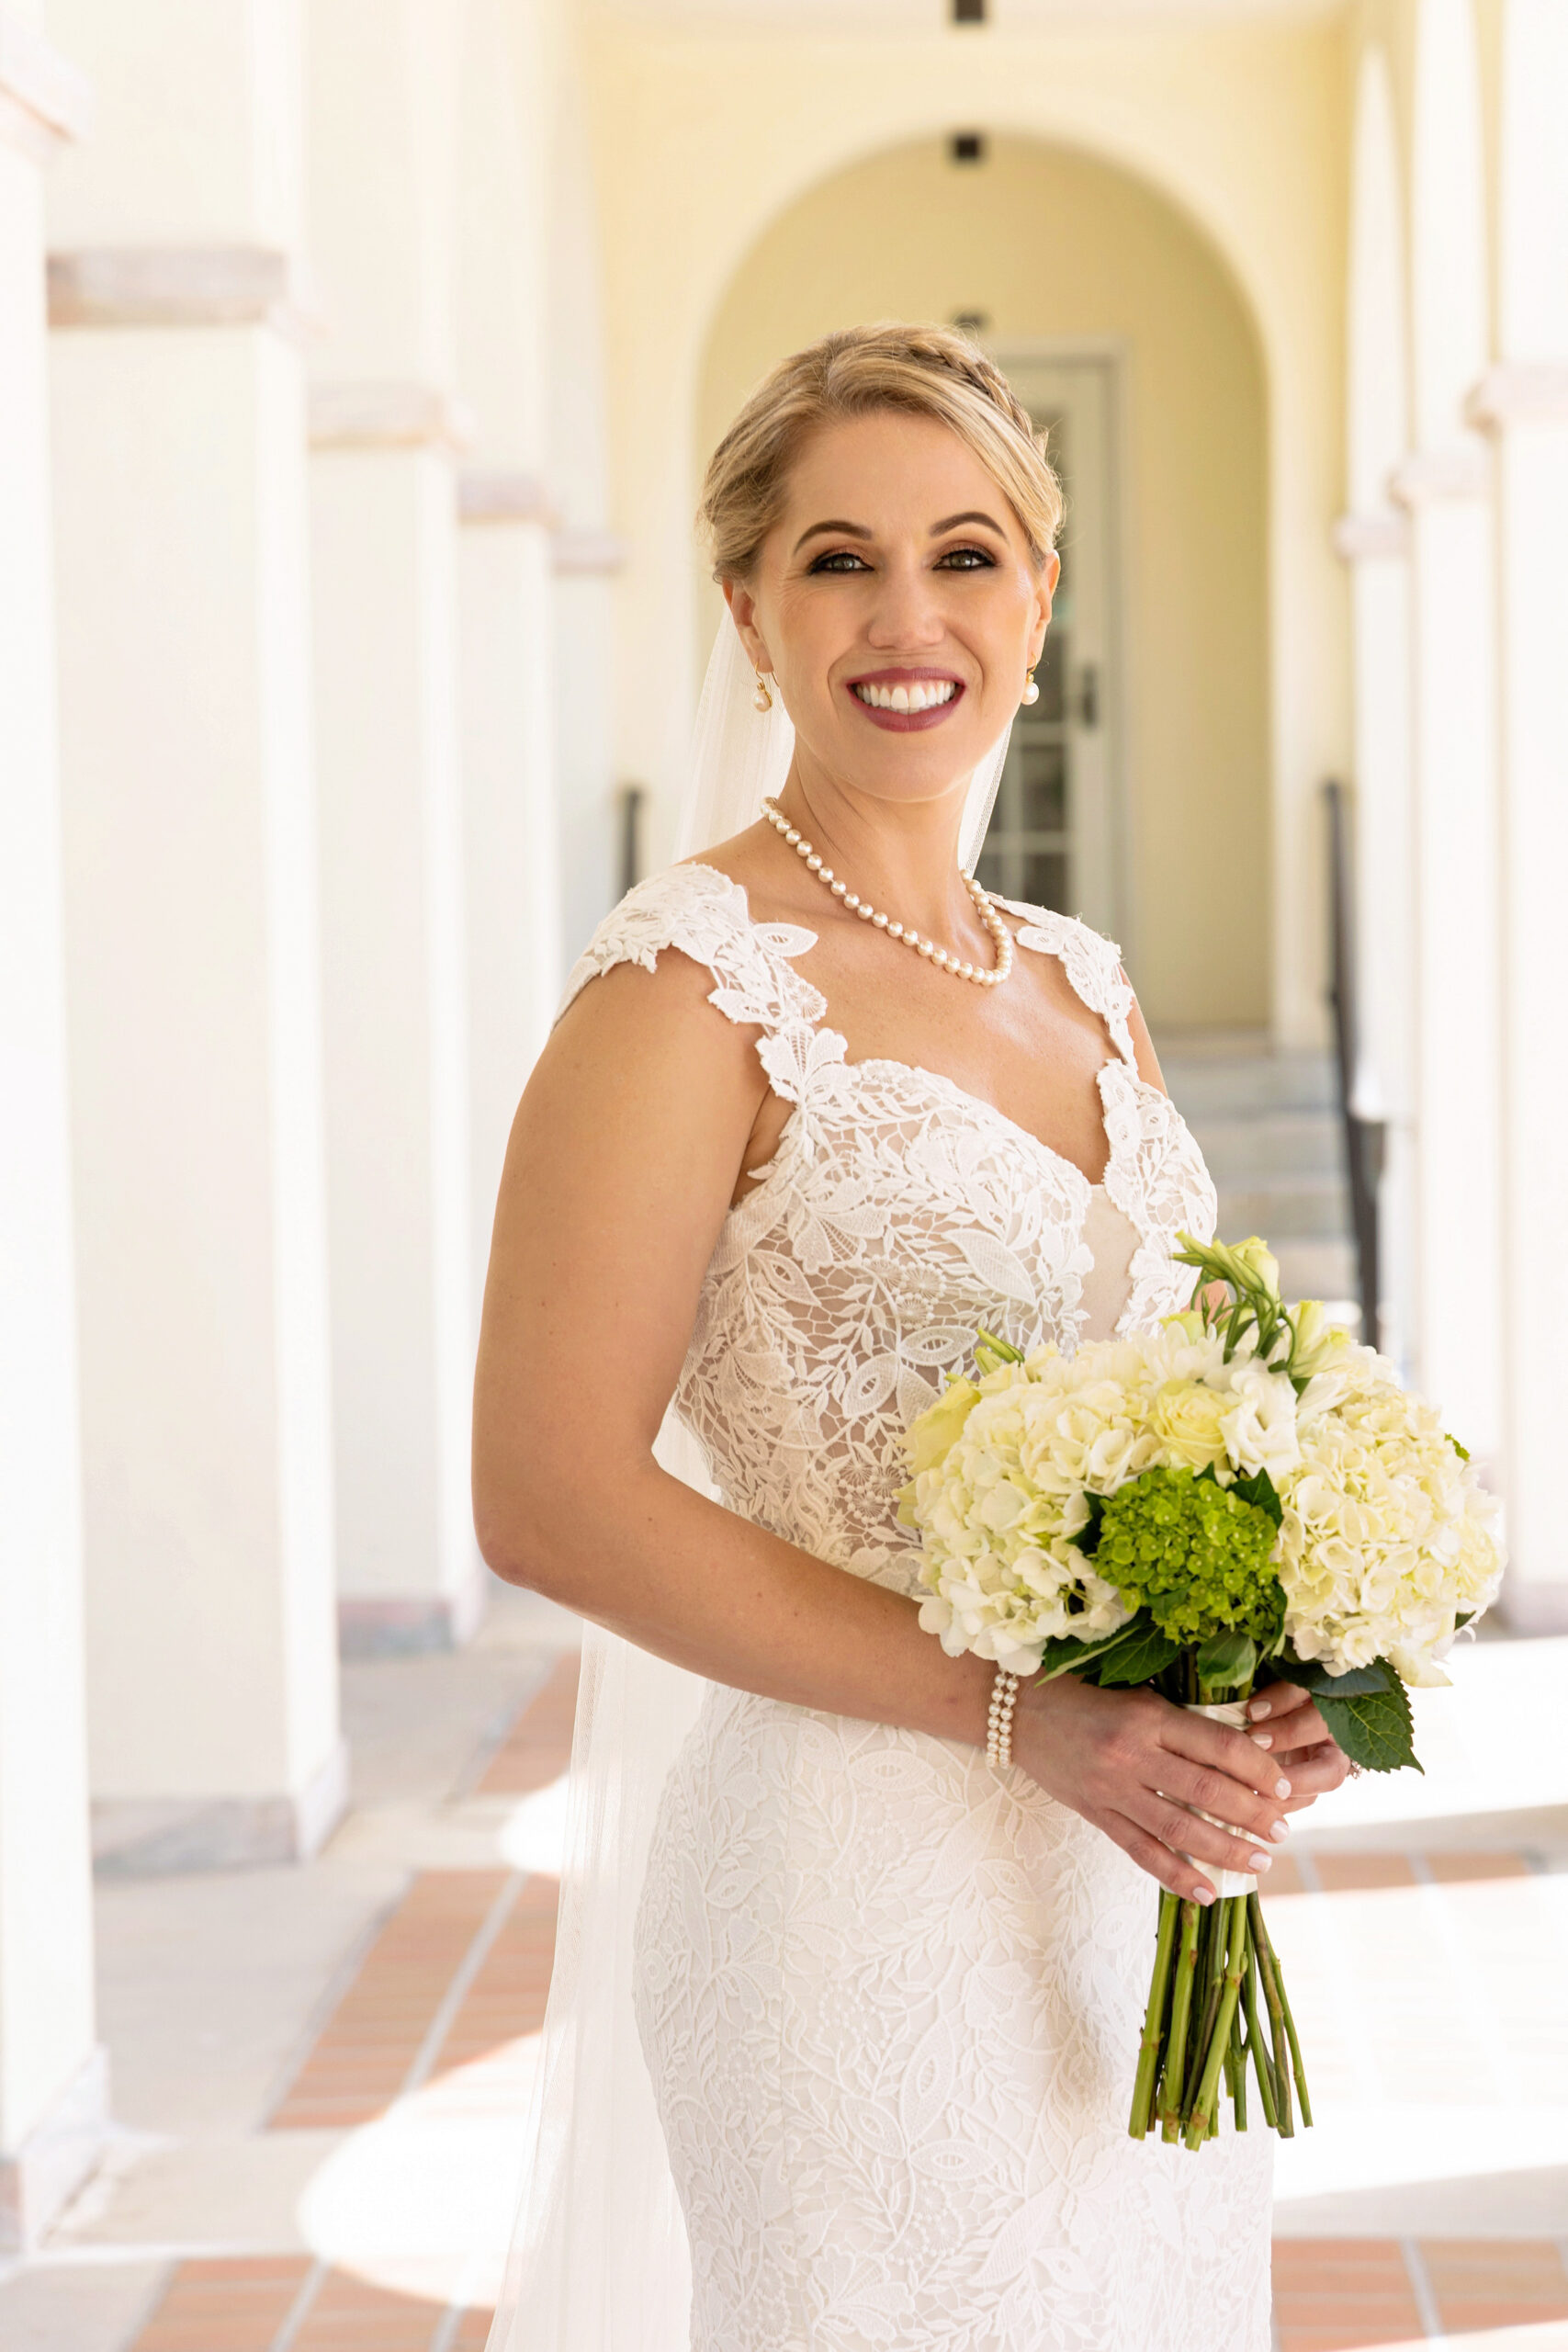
[561,862,1217,1578]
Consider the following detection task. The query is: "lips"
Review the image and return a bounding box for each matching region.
[846,668,965,733]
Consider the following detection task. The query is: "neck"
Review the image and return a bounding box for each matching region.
[772,754,986,948]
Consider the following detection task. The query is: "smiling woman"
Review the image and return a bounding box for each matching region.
[474,323,1346,2352]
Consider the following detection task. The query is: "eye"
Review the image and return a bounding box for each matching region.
[807,548,872,574]
[935,544,996,571]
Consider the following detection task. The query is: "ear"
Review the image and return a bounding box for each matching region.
[1030,549,1061,668]
[723,577,773,676]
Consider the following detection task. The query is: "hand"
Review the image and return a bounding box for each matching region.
[1243,1679,1352,1813]
[1010,1673,1296,1905]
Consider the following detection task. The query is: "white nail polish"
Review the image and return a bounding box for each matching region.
[1249,1852,1273,1871]
[1250,1732,1273,1750]
[1269,1820,1291,1841]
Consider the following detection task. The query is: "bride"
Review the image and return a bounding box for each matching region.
[472,323,1349,2352]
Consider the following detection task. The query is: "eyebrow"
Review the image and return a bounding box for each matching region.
[791,509,1009,556]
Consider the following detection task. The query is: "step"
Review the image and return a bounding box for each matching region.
[1182,1111,1344,1182]
[1210,1176,1349,1242]
[1159,1051,1338,1120]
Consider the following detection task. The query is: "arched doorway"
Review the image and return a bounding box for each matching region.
[696,132,1269,1032]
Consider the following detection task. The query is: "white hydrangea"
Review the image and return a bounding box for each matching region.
[1276,1347,1505,1683]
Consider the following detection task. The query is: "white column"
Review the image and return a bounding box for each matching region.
[1470,0,1568,1626]
[1391,0,1503,1465]
[308,0,479,1653]
[0,7,105,2245]
[1388,447,1502,1459]
[456,0,560,1299]
[48,0,344,1869]
[1335,47,1416,1370]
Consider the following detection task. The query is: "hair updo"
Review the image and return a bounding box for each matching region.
[699,322,1064,582]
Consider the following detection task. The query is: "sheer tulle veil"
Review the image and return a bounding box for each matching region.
[485,618,1013,2352]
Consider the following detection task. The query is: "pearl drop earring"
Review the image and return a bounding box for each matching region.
[1021,665,1040,707]
[753,671,774,713]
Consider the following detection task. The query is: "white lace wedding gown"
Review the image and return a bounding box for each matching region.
[561,861,1273,2352]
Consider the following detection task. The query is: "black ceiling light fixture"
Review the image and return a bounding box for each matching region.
[949,130,987,164]
[953,0,987,22]
[952,311,991,335]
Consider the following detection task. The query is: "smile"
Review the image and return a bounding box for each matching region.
[851,678,960,713]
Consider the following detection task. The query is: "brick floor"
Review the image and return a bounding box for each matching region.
[475,1654,579,1796]
[128,2262,495,2352]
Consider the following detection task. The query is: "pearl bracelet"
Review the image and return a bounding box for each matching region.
[986,1668,1021,1771]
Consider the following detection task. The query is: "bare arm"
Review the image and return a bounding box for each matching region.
[472,955,1314,1901]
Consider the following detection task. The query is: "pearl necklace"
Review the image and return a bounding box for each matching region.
[761,797,1014,989]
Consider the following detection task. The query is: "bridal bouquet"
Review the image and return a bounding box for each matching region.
[901,1234,1504,2151]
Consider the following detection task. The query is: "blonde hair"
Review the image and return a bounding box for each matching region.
[699,322,1063,582]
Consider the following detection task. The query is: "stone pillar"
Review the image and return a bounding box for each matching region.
[1388,446,1503,1464]
[456,0,561,1300]
[48,0,344,1869]
[1469,0,1568,1625]
[308,0,480,1653]
[0,6,106,2245]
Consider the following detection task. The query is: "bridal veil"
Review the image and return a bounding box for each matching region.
[486,616,1012,2352]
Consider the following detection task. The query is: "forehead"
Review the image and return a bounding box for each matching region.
[777,408,1016,531]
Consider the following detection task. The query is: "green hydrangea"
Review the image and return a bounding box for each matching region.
[1095,1467,1283,1644]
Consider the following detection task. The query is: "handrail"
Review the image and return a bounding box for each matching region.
[1322,779,1386,1347]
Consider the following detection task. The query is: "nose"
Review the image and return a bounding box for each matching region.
[864,552,947,651]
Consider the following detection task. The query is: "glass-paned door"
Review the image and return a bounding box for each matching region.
[975,356,1121,942]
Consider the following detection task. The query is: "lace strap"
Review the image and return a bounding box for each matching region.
[997,900,1138,1069]
[558,862,827,1102]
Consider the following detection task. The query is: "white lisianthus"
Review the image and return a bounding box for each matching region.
[1218,1356,1303,1484]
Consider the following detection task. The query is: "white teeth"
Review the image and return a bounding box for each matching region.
[853,679,958,713]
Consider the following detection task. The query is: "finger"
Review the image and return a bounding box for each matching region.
[1150,1752,1292,1844]
[1127,1790,1280,1883]
[1246,1680,1315,1728]
[1275,1747,1352,1800]
[1161,1708,1294,1803]
[1103,1812,1225,1905]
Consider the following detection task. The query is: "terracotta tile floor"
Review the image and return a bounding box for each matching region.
[123,1659,1567,2352]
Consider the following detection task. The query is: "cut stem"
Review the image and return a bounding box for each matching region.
[1184,1896,1247,2150]
[1129,1890,1179,2140]
[1249,1894,1293,2137]
[1159,1899,1201,2141]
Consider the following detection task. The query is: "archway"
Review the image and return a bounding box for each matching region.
[696,134,1269,1032]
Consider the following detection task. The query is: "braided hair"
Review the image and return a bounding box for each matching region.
[700,322,1063,581]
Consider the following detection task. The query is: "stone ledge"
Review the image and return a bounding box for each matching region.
[552,525,628,577]
[457,468,556,526]
[1387,440,1491,507]
[0,2043,109,2254]
[0,14,91,164]
[92,1738,349,1877]
[1331,507,1410,561]
[48,246,309,334]
[309,380,476,452]
[337,1568,490,1659]
[1467,362,1568,430]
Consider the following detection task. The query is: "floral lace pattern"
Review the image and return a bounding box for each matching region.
[561,864,1269,2352]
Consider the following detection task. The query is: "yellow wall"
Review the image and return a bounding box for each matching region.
[698,136,1269,1031]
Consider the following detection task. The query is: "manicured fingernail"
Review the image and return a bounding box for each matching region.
[1248,1699,1270,1720]
[1193,1884,1216,1905]
[1249,1852,1273,1871]
[1275,1778,1292,1797]
[1250,1732,1273,1749]
[1269,1819,1291,1841]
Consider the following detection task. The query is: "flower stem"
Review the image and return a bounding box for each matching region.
[1184,1896,1247,2150]
[1249,1893,1293,2136]
[1240,1929,1278,2130]
[1159,1899,1201,2141]
[1253,1895,1313,2128]
[1129,1890,1179,2140]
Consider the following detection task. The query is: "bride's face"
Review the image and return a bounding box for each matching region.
[726,409,1056,808]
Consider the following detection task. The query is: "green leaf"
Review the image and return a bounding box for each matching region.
[1228,1468,1284,1529]
[1195,1627,1257,1692]
[1033,1615,1151,1683]
[1273,1654,1394,1700]
[1073,1492,1107,1560]
[1316,1678,1423,1774]
[974,1326,1024,1371]
[1094,1621,1183,1688]
[1449,1433,1471,1462]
